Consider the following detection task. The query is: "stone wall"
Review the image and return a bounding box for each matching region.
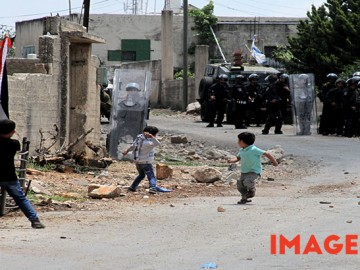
[162,78,196,110]
[9,17,104,156]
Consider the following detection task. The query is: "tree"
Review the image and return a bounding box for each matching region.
[274,0,360,84]
[188,1,218,56]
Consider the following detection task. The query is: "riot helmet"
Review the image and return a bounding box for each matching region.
[218,74,228,84]
[279,73,289,83]
[335,79,346,87]
[298,74,309,86]
[235,74,246,83]
[125,82,140,91]
[124,82,141,107]
[265,74,277,84]
[352,71,360,77]
[248,73,259,82]
[326,73,338,82]
[218,74,228,81]
[346,76,360,86]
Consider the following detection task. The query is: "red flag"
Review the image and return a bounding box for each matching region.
[0,35,12,119]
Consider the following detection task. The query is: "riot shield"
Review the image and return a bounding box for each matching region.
[107,69,151,159]
[289,73,317,135]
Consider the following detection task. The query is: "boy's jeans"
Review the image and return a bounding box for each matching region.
[0,180,39,221]
[131,163,156,189]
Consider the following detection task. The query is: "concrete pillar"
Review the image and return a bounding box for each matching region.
[195,45,209,99]
[161,10,174,82]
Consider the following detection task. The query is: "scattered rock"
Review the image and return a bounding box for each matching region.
[192,167,222,183]
[156,163,173,179]
[217,206,226,212]
[88,185,121,199]
[170,135,188,144]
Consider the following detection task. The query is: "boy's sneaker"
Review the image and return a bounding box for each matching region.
[31,219,45,229]
[149,187,157,194]
[237,199,252,204]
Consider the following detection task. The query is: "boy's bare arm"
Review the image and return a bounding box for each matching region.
[263,152,278,166]
[227,156,240,163]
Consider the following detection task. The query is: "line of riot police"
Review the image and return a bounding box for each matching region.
[318,72,360,137]
[204,72,292,132]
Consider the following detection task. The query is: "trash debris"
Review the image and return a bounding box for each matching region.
[201,262,218,269]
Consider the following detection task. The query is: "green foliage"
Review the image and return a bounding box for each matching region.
[189,0,218,46]
[280,0,360,85]
[271,46,301,73]
[338,60,360,79]
[174,69,195,80]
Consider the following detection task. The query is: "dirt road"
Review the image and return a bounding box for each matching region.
[1,113,360,269]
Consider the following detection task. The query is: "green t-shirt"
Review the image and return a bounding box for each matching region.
[236,144,265,174]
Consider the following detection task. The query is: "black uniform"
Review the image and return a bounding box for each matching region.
[230,82,248,129]
[207,81,229,127]
[324,86,344,135]
[262,83,283,134]
[318,81,336,134]
[245,82,264,126]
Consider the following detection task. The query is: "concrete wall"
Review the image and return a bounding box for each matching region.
[82,14,301,69]
[83,14,196,69]
[9,17,104,156]
[162,78,196,110]
[214,17,301,62]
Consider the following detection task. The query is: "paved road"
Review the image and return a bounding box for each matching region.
[1,115,360,270]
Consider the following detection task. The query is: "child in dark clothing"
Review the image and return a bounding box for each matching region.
[0,119,45,228]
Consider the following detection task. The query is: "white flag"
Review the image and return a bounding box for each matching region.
[251,36,266,64]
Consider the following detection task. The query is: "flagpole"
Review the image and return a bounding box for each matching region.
[209,26,228,63]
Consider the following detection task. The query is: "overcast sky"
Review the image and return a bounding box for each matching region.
[0,0,326,29]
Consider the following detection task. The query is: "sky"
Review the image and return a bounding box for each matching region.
[0,0,326,30]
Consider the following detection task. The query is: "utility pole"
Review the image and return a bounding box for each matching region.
[182,0,188,111]
[69,0,72,17]
[83,0,90,32]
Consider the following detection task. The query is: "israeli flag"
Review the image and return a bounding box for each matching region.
[251,35,267,64]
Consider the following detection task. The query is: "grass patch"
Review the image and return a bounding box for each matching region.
[27,161,56,172]
[27,191,87,203]
[156,156,203,166]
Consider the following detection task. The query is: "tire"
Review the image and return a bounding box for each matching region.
[199,77,213,122]
[200,100,210,122]
[198,77,213,100]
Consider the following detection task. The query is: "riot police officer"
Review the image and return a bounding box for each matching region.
[262,74,283,134]
[324,79,345,136]
[275,73,291,124]
[230,75,248,129]
[206,74,230,127]
[318,73,337,134]
[343,77,360,137]
[245,73,264,126]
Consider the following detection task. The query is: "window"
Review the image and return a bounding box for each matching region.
[22,45,36,58]
[107,50,122,61]
[121,51,136,61]
[121,39,150,61]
